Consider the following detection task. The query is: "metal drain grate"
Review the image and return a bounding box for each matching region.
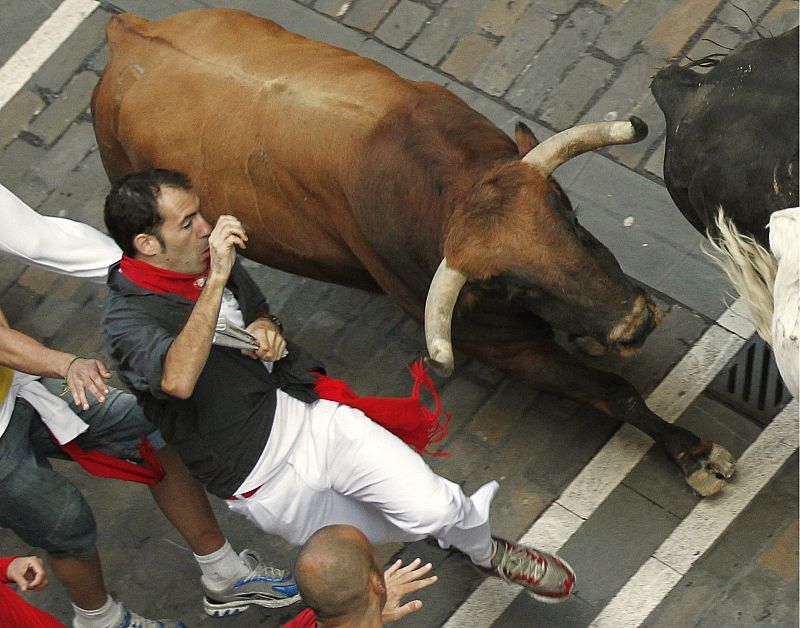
[708,335,793,426]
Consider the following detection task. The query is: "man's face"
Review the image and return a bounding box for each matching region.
[148,186,212,275]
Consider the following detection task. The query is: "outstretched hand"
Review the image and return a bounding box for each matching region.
[6,556,48,591]
[381,558,438,624]
[65,357,112,410]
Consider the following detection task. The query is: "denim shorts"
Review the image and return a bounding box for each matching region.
[0,379,164,560]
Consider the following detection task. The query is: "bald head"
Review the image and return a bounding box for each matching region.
[295,525,383,621]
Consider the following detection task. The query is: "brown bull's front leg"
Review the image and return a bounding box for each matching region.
[462,337,735,496]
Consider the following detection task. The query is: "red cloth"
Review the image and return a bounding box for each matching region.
[0,557,65,627]
[313,360,449,456]
[120,255,207,301]
[57,434,166,485]
[282,607,317,628]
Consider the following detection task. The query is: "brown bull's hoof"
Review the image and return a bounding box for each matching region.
[684,443,736,496]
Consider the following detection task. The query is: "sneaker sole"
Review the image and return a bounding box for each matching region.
[203,593,302,616]
[523,555,577,605]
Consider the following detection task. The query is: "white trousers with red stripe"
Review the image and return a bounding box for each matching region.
[226,392,498,567]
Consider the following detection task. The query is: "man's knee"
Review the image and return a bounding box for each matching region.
[3,481,98,561]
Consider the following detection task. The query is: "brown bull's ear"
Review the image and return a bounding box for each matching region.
[515,121,540,156]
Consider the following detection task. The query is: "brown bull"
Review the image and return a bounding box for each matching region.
[91,8,734,495]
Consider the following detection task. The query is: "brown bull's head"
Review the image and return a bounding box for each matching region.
[426,117,662,376]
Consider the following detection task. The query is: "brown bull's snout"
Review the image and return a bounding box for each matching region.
[606,294,663,355]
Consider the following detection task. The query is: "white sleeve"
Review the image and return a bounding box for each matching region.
[0,182,121,283]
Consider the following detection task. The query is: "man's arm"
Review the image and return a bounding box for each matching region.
[1,183,121,282]
[0,320,112,410]
[160,215,248,399]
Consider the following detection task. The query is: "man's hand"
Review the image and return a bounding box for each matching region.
[243,317,287,362]
[64,357,112,410]
[381,558,438,624]
[208,215,248,280]
[7,556,48,591]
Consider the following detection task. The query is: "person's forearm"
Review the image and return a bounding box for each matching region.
[161,272,227,399]
[0,327,73,378]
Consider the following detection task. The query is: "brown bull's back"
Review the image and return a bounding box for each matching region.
[93,9,438,290]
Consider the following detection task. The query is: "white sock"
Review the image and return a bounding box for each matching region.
[194,540,249,590]
[72,595,125,628]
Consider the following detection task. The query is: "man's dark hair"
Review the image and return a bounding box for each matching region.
[295,525,382,621]
[104,168,192,256]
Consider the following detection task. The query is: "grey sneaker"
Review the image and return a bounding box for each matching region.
[116,606,186,628]
[490,537,576,603]
[202,549,301,617]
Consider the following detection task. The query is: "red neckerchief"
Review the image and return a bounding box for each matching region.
[120,254,208,301]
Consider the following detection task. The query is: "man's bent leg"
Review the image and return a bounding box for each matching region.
[49,553,108,610]
[148,444,225,555]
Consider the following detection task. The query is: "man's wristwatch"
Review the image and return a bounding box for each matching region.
[263,313,283,332]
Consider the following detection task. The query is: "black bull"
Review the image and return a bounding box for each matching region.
[91,8,736,495]
[652,27,799,246]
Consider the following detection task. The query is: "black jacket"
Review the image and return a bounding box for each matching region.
[102,259,323,498]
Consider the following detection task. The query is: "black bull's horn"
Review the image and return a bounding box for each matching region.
[424,118,648,377]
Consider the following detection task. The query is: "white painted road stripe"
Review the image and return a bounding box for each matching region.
[0,0,98,110]
[444,301,753,627]
[591,399,798,627]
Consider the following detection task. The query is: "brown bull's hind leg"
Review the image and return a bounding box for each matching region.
[464,337,735,496]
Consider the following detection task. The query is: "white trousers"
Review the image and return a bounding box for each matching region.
[226,392,498,567]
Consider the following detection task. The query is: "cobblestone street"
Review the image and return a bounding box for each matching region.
[0,1,797,626]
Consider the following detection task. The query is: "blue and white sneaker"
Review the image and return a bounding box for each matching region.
[115,606,186,628]
[202,549,301,617]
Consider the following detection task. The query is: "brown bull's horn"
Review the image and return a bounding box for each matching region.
[424,258,468,378]
[522,116,648,176]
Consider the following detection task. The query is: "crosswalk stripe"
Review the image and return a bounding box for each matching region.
[591,399,798,627]
[0,0,97,110]
[444,300,753,627]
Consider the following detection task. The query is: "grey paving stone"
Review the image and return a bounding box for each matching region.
[406,0,492,66]
[26,71,97,146]
[443,80,520,132]
[686,21,751,63]
[540,54,614,128]
[343,0,398,32]
[375,0,432,49]
[355,38,443,84]
[506,7,606,115]
[32,9,108,92]
[471,4,555,96]
[647,453,798,628]
[645,136,666,179]
[580,52,663,126]
[761,0,799,35]
[497,586,598,627]
[0,139,47,204]
[536,0,583,14]
[110,0,205,20]
[0,90,44,148]
[29,121,97,191]
[718,0,773,32]
[0,0,64,63]
[87,43,110,73]
[255,0,367,51]
[561,483,680,608]
[314,0,353,17]
[38,151,110,230]
[594,0,675,60]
